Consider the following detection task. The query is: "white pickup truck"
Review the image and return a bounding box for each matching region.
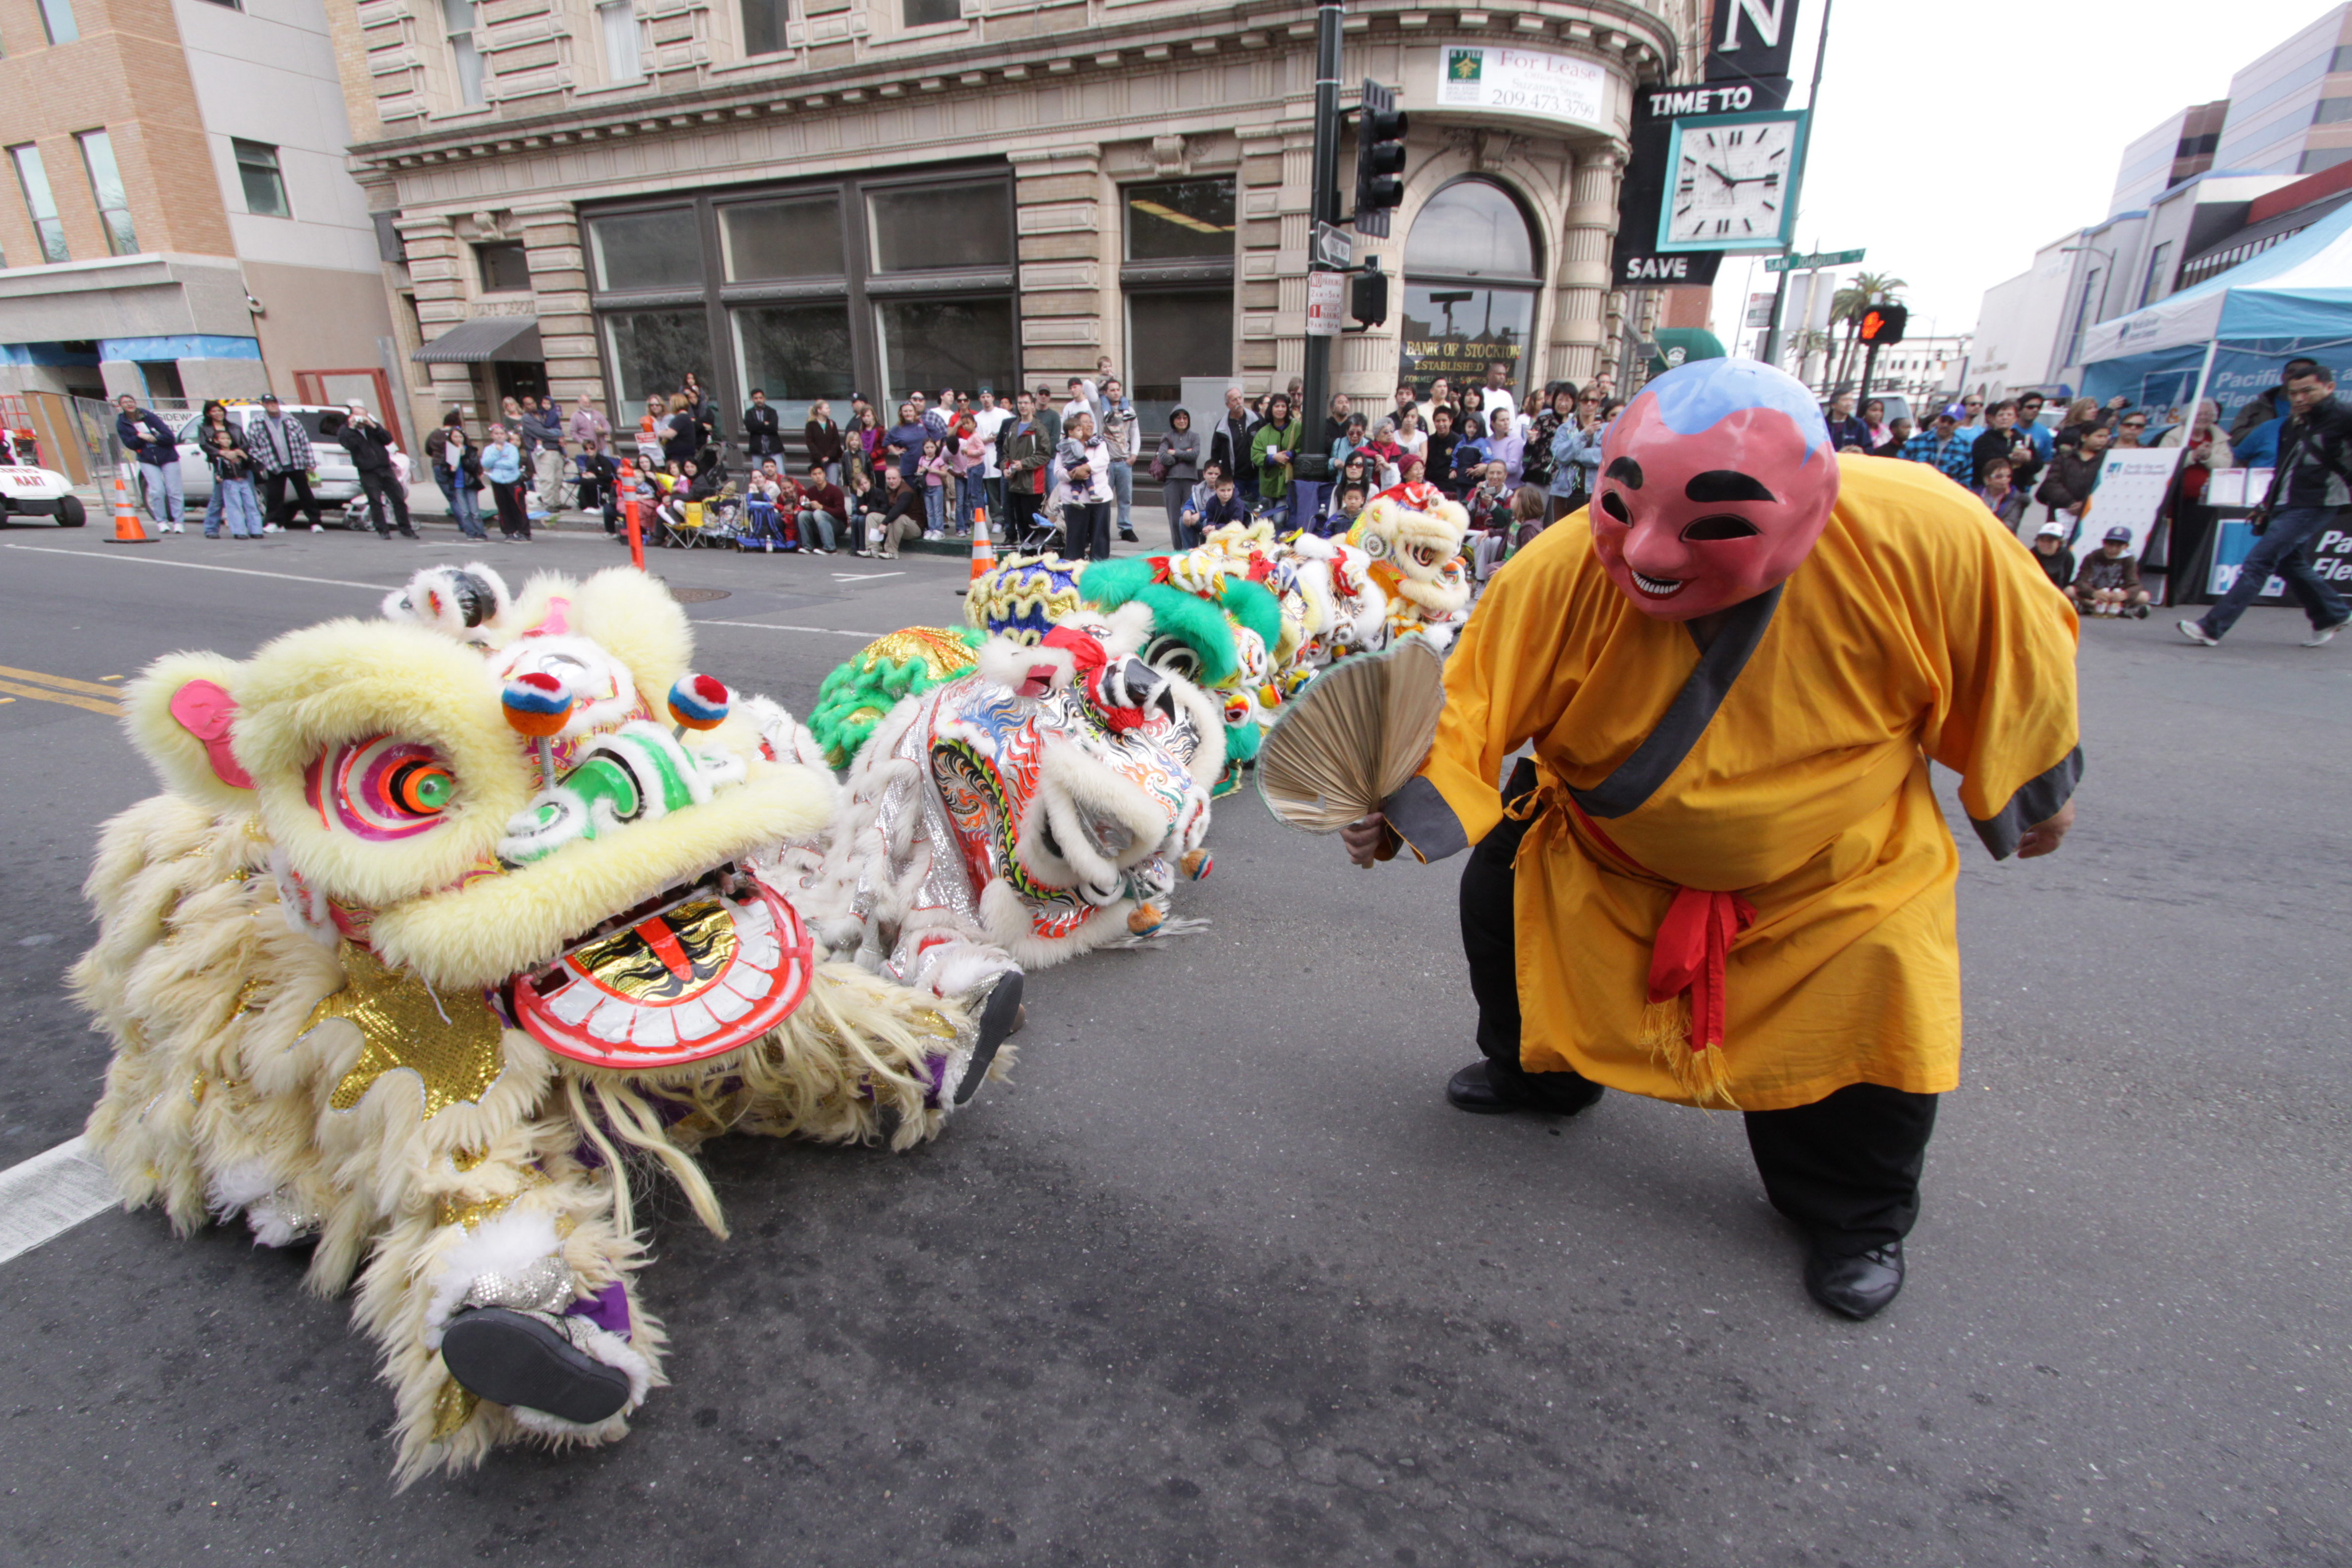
[174,402,363,518]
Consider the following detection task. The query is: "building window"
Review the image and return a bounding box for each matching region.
[1124,179,1236,261]
[867,184,1009,272]
[740,0,786,55]
[232,139,289,218]
[2300,147,2352,174]
[2139,240,2173,310]
[477,241,532,292]
[2315,97,2352,126]
[589,208,704,291]
[10,144,68,264]
[732,304,854,406]
[1399,179,1541,401]
[1126,291,1232,421]
[36,0,75,45]
[75,130,137,255]
[901,0,958,24]
[875,298,1013,397]
[599,0,639,80]
[589,168,1014,438]
[603,310,713,409]
[442,0,486,106]
[720,195,843,280]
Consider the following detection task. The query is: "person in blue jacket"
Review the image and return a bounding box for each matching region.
[114,393,185,532]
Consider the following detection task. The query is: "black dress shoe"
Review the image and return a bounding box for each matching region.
[440,1307,633,1423]
[1804,1241,1905,1321]
[1444,1060,1604,1116]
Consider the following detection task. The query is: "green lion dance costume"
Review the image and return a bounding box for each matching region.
[73,564,1012,1485]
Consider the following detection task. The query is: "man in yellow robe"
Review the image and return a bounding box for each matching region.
[1345,359,2082,1320]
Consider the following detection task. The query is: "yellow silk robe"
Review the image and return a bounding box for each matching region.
[1388,456,2082,1112]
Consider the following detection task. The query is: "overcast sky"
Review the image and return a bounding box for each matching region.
[1705,0,2339,350]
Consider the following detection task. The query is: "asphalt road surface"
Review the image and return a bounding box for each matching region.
[1,517,2346,1567]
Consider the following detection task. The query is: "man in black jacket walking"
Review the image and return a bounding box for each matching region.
[2180,359,2351,647]
[337,403,416,538]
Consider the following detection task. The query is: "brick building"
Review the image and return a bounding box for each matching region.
[0,0,396,412]
[325,0,1699,445]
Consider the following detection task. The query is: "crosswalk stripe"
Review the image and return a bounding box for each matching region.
[0,1135,118,1267]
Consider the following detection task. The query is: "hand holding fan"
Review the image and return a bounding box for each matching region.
[1256,639,1447,832]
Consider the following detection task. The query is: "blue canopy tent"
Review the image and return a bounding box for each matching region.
[2080,202,2352,604]
[2081,200,2352,424]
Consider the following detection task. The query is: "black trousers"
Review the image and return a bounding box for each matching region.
[360,469,412,535]
[1460,759,1937,1257]
[261,468,323,528]
[1070,499,1112,560]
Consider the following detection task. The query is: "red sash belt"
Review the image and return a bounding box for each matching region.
[1563,796,1755,1052]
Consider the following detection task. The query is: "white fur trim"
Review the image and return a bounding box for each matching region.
[422,1208,566,1346]
[206,1158,278,1218]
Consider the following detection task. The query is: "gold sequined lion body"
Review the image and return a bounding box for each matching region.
[73,563,1012,1486]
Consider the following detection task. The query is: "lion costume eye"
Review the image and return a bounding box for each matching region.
[308,736,457,840]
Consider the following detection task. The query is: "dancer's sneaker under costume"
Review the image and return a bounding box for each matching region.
[1350,359,2083,1321]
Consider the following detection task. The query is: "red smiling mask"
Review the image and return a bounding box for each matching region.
[1589,359,1842,621]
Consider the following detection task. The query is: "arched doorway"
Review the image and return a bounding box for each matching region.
[1399,179,1543,410]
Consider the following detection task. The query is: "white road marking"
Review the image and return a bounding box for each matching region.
[2,542,385,592]
[832,572,903,581]
[695,620,878,638]
[0,1135,118,1267]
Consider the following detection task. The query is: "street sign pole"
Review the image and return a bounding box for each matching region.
[1298,0,1343,481]
[1756,0,1834,369]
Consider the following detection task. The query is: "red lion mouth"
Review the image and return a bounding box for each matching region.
[511,864,812,1069]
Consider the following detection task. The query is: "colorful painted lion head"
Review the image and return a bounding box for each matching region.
[122,564,832,1075]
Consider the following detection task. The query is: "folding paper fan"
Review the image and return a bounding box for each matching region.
[1255,639,1447,832]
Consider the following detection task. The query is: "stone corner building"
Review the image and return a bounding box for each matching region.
[331,0,1699,444]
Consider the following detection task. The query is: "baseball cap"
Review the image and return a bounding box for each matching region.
[2104,525,2132,544]
[260,392,281,405]
[2037,521,2066,538]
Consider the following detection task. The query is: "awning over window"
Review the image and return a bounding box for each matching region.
[412,316,542,364]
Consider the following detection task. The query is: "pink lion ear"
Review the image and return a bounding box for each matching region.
[166,679,253,789]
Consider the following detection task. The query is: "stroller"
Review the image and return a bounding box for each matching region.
[1010,456,1069,552]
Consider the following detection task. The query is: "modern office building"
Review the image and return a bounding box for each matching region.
[0,0,397,414]
[2110,100,2228,217]
[2211,3,2352,178]
[326,0,1701,443]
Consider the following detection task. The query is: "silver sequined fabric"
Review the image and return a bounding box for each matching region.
[458,1253,574,1317]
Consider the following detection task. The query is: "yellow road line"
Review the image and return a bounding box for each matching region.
[0,663,122,698]
[0,678,122,717]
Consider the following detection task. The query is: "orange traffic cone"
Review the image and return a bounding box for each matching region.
[968,517,996,582]
[107,471,151,545]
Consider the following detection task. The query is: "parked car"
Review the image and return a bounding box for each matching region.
[0,459,88,527]
[174,402,363,520]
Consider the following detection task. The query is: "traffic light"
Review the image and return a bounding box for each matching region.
[1857,303,1909,345]
[1352,257,1389,327]
[1354,80,1408,237]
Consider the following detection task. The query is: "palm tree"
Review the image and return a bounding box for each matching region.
[1829,272,1908,396]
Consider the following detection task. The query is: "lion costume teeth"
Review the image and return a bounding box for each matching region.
[73,563,1000,1486]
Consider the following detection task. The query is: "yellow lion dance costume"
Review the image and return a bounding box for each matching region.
[73,564,1009,1485]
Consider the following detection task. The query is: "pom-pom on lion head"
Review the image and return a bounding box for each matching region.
[121,565,836,1072]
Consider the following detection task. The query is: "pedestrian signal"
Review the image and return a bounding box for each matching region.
[1857,304,1909,345]
[1352,262,1389,328]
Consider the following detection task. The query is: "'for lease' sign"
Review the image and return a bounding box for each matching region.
[1437,48,1608,130]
